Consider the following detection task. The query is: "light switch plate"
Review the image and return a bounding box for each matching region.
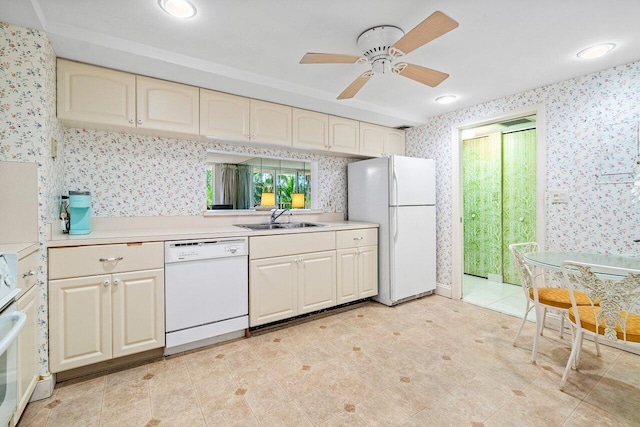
[550,189,569,204]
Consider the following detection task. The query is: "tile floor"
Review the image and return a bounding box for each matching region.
[462,274,535,321]
[18,295,640,426]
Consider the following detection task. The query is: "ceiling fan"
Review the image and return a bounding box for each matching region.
[299,11,459,99]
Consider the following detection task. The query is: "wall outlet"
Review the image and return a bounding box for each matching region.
[550,190,569,204]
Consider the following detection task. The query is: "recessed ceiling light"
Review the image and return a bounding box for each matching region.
[159,0,197,19]
[435,95,457,104]
[576,43,616,59]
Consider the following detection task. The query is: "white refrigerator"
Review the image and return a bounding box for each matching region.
[348,155,436,306]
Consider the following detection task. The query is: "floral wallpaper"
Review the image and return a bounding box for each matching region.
[407,61,640,291]
[63,129,352,217]
[0,22,64,376]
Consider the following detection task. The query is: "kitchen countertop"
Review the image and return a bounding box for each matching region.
[47,221,379,248]
[0,242,39,258]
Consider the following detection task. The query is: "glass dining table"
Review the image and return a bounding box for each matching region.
[523,251,640,277]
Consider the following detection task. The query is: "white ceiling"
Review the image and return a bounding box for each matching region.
[4,0,640,127]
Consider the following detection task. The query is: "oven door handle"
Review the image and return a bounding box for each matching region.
[0,311,26,356]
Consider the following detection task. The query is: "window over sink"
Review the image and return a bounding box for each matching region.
[206,150,316,211]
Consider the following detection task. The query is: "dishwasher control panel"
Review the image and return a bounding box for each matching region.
[164,237,248,263]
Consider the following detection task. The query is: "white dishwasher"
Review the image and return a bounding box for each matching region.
[164,237,248,355]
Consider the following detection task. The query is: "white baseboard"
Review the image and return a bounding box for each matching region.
[30,374,55,402]
[435,283,451,298]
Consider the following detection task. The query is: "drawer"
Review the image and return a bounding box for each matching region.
[49,242,164,280]
[250,231,335,260]
[17,249,39,299]
[336,228,378,249]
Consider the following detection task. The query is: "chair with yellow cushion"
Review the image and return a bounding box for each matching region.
[559,261,640,389]
[510,243,600,363]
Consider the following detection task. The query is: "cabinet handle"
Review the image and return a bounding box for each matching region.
[353,237,364,241]
[22,270,35,279]
[137,119,143,125]
[103,280,110,287]
[129,118,134,124]
[99,256,123,262]
[113,278,120,285]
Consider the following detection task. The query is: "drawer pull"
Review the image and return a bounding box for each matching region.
[353,237,364,241]
[22,270,35,279]
[99,256,124,262]
[103,280,110,287]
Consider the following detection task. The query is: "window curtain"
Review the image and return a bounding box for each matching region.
[221,164,238,208]
[236,165,252,209]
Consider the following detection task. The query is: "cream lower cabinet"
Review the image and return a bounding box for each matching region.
[336,246,378,304]
[250,251,336,326]
[336,228,379,304]
[14,285,38,425]
[49,269,164,372]
[298,251,336,314]
[48,242,164,373]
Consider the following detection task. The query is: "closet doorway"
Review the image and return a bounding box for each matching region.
[462,116,537,293]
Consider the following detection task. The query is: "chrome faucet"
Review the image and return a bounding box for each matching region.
[270,208,290,224]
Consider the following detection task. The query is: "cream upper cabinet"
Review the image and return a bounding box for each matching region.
[57,59,136,128]
[14,286,38,425]
[292,108,328,150]
[250,100,292,146]
[359,123,385,157]
[136,76,199,134]
[359,122,405,157]
[199,89,250,140]
[384,129,406,156]
[49,274,112,373]
[328,116,359,155]
[298,251,336,314]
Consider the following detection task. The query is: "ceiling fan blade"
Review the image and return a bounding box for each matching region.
[393,63,449,87]
[337,72,374,99]
[300,53,363,64]
[392,11,459,55]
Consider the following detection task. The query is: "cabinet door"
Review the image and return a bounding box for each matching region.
[199,89,250,140]
[384,129,405,156]
[359,123,385,157]
[250,100,292,146]
[250,256,298,326]
[14,286,38,423]
[298,251,336,314]
[0,161,37,245]
[292,108,328,150]
[329,116,359,155]
[57,59,136,127]
[336,249,358,304]
[112,269,165,358]
[136,76,199,134]
[358,246,379,298]
[49,275,112,373]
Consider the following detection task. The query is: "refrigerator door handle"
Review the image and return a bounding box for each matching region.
[392,168,399,207]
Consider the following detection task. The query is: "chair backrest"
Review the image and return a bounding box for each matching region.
[562,261,640,342]
[509,242,539,291]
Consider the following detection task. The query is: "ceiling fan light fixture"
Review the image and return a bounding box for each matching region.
[435,95,457,104]
[576,43,615,59]
[159,0,197,19]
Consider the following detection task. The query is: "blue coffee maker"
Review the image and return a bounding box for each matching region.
[68,191,91,235]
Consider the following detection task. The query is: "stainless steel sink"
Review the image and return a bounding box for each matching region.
[235,222,324,230]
